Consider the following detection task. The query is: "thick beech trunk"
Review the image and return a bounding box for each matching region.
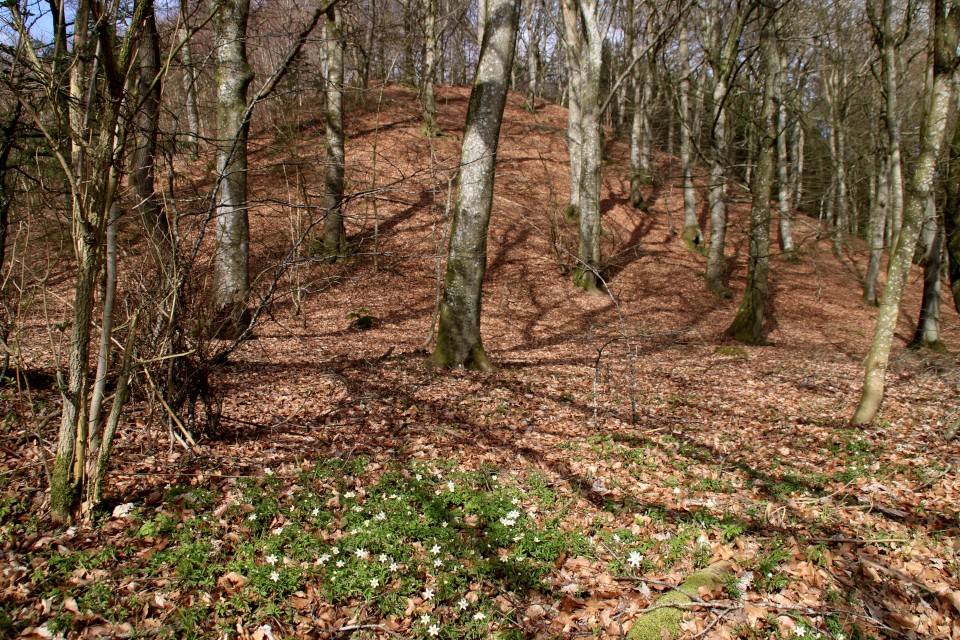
[705,0,753,295]
[572,0,604,294]
[853,0,959,425]
[210,0,254,337]
[725,6,778,345]
[882,0,905,249]
[429,0,519,370]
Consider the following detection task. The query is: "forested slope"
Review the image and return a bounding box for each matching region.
[4,85,960,640]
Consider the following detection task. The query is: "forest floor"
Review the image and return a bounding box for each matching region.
[3,84,960,640]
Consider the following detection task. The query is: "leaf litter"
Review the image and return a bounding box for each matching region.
[2,85,960,639]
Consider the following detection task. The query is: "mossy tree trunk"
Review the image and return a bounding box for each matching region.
[323,6,347,258]
[853,0,959,425]
[210,0,254,338]
[428,0,519,371]
[50,0,149,524]
[725,5,778,345]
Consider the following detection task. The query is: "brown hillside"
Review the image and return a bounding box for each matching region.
[6,84,960,639]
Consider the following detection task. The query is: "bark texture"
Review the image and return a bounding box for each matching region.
[910,197,945,350]
[853,0,959,425]
[945,79,960,317]
[51,0,149,523]
[323,6,347,257]
[725,6,778,345]
[864,155,888,306]
[429,0,519,371]
[572,0,604,294]
[210,0,254,338]
[704,0,753,296]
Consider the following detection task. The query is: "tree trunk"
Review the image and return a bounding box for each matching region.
[629,4,651,211]
[0,103,21,302]
[525,0,539,109]
[428,0,519,370]
[791,114,804,211]
[179,0,201,160]
[883,0,905,250]
[210,0,254,338]
[561,0,582,221]
[864,154,888,306]
[421,0,440,135]
[323,6,347,258]
[571,0,604,294]
[679,26,702,253]
[944,75,960,317]
[401,0,417,85]
[910,196,945,350]
[133,5,165,248]
[704,0,754,296]
[853,0,959,425]
[725,5,778,345]
[776,47,794,258]
[51,0,149,524]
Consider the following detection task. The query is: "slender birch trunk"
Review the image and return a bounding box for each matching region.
[853,0,959,425]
